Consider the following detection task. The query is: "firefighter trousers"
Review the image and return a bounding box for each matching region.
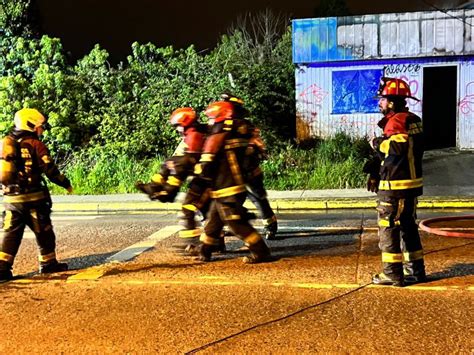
[201,192,270,258]
[246,173,275,221]
[376,196,425,280]
[0,199,58,270]
[178,179,212,244]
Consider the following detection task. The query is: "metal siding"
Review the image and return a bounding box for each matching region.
[296,64,383,140]
[295,57,474,149]
[459,61,474,149]
[292,10,474,63]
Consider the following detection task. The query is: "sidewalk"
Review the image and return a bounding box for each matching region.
[41,187,474,213]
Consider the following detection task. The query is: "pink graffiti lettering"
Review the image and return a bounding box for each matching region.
[398,75,422,112]
[459,81,474,116]
[299,84,328,104]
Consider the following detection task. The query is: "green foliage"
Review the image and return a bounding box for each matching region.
[262,133,368,190]
[0,0,40,38]
[49,149,164,195]
[1,8,368,193]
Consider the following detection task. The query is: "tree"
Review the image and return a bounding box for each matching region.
[314,0,351,17]
[0,0,41,38]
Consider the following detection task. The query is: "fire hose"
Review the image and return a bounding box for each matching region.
[419,215,474,239]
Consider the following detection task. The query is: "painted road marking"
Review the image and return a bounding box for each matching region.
[66,225,182,282]
[105,225,182,263]
[271,226,378,232]
[9,276,472,291]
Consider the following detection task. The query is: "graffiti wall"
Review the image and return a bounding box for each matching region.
[295,57,474,149]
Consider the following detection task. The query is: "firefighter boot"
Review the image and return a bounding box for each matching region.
[182,236,202,256]
[243,239,273,264]
[263,215,278,240]
[372,273,404,287]
[217,236,227,254]
[404,260,427,285]
[197,244,219,262]
[39,260,69,274]
[0,261,13,282]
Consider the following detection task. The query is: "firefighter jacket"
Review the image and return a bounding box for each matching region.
[153,123,207,201]
[196,118,253,199]
[371,110,424,198]
[1,129,71,202]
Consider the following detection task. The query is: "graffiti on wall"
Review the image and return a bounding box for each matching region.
[338,115,380,136]
[332,69,383,114]
[299,83,328,105]
[385,64,421,76]
[459,81,474,116]
[395,75,422,113]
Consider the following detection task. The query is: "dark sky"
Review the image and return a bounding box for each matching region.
[37,0,462,63]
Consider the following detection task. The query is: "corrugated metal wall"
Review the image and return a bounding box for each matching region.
[295,57,474,149]
[459,60,474,148]
[293,10,474,64]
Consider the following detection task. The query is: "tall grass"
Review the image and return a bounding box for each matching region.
[49,152,164,195]
[48,133,369,194]
[262,133,368,190]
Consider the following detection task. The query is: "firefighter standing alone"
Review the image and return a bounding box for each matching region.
[366,77,426,287]
[0,108,73,282]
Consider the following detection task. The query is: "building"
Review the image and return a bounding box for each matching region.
[292,9,474,150]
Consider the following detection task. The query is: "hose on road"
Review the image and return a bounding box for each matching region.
[419,215,474,239]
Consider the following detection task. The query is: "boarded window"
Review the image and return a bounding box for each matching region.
[332,69,383,114]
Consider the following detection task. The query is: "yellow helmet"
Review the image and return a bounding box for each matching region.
[14,108,46,132]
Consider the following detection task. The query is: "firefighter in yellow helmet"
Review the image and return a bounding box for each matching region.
[0,108,73,282]
[365,77,426,287]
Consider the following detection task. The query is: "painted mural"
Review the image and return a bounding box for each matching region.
[332,69,382,114]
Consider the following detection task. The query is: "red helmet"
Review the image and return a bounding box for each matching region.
[169,107,197,128]
[204,101,234,123]
[377,77,419,101]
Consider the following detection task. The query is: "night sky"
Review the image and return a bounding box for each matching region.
[37,0,462,63]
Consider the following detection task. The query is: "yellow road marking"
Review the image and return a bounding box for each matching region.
[65,225,181,282]
[7,275,472,291]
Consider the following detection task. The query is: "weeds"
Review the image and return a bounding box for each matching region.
[49,133,369,194]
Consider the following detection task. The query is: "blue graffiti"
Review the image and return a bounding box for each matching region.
[332,69,383,114]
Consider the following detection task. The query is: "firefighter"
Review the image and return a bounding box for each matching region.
[196,100,273,263]
[366,77,426,287]
[0,108,73,281]
[136,107,216,251]
[221,92,278,240]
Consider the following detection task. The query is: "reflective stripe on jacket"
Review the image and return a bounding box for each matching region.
[373,111,424,198]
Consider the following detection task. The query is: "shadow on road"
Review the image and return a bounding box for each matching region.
[427,263,474,282]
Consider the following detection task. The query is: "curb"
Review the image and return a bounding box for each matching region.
[46,197,474,214]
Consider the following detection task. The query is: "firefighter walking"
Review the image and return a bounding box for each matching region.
[196,100,273,263]
[0,108,73,282]
[136,107,212,250]
[366,77,426,287]
[221,93,278,240]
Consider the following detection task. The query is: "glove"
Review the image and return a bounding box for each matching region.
[367,176,379,193]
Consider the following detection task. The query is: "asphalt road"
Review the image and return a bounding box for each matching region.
[0,210,472,353]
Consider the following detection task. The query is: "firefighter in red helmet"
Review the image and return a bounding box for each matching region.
[136,107,213,250]
[221,92,278,240]
[0,108,72,282]
[365,77,426,287]
[196,100,273,263]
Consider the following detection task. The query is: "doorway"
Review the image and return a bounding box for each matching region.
[422,66,457,150]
